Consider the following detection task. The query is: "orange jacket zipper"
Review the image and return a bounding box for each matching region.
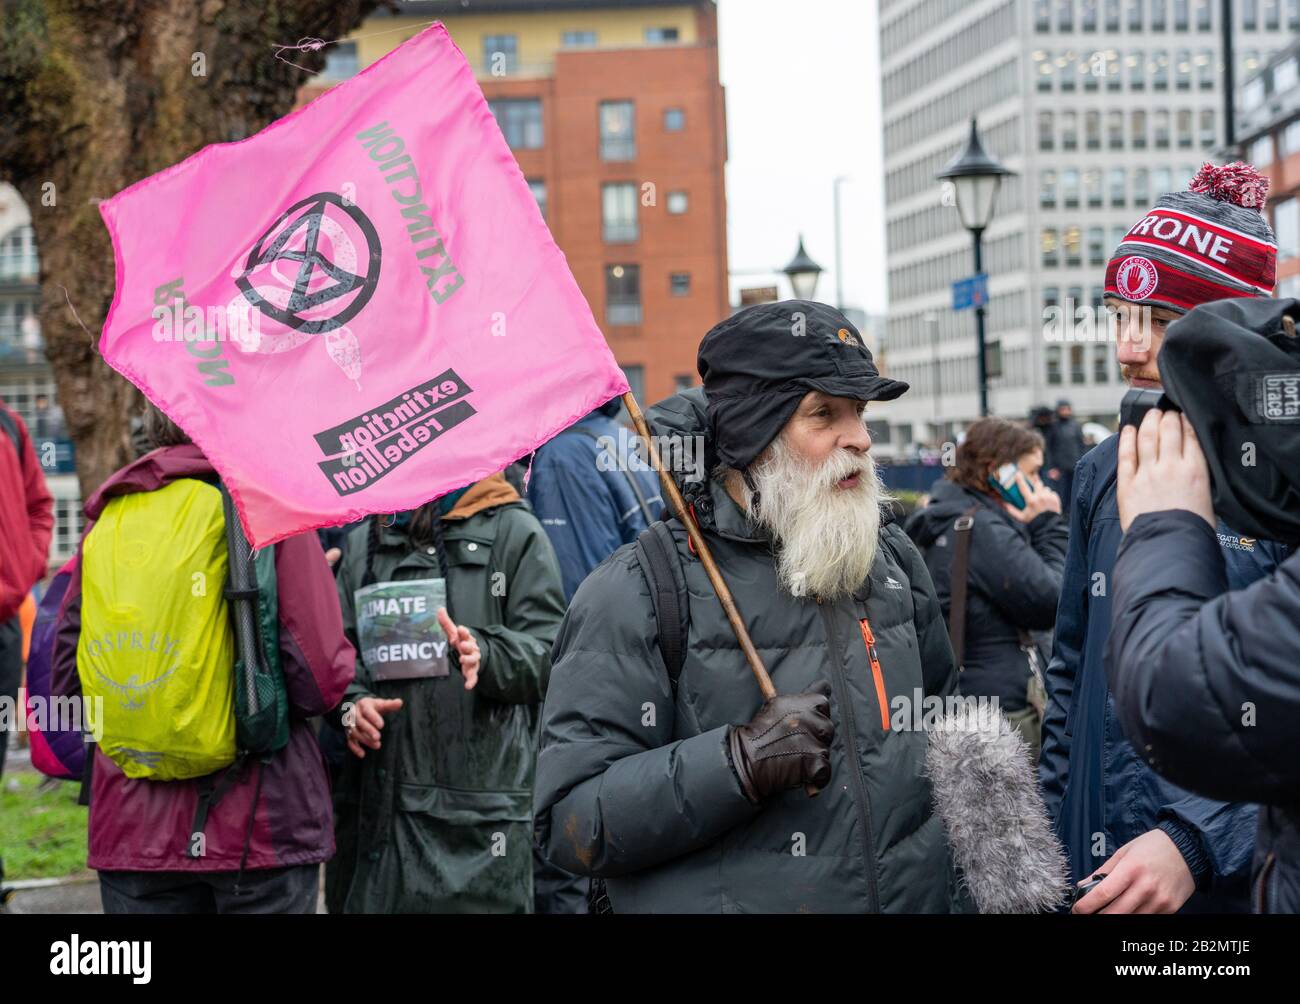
[858,617,890,732]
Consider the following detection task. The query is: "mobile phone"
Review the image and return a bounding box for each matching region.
[989,462,1026,510]
[1119,387,1179,429]
[1069,873,1108,907]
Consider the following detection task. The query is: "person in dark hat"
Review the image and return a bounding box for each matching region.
[533,300,969,913]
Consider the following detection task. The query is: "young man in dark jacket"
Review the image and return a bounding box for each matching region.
[1107,296,1300,913]
[52,407,354,913]
[534,301,966,913]
[906,417,1067,760]
[1041,163,1284,914]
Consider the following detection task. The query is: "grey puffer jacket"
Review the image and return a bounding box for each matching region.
[534,390,966,913]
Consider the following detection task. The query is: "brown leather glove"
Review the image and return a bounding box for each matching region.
[727,681,835,803]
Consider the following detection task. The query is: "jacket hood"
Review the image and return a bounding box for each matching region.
[441,472,519,521]
[84,443,215,521]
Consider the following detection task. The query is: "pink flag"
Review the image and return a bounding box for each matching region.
[98,24,628,548]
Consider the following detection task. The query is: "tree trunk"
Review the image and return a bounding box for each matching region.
[0,0,383,498]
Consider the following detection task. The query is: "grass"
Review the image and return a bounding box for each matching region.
[0,767,89,881]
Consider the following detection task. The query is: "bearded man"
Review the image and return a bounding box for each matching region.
[534,301,966,913]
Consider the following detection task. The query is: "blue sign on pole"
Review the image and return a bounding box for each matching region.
[951,272,989,311]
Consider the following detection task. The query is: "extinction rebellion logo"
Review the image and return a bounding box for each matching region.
[235,192,381,335]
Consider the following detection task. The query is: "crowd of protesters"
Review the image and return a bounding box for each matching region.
[1,160,1296,914]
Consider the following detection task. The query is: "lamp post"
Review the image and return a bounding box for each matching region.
[833,176,849,309]
[782,235,824,301]
[937,117,1015,417]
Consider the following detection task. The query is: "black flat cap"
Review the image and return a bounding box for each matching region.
[698,300,907,471]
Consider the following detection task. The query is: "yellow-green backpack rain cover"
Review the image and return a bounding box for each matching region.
[78,478,237,780]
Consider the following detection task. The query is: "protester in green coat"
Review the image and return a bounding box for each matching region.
[327,473,565,913]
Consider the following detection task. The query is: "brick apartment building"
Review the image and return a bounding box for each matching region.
[299,0,729,405]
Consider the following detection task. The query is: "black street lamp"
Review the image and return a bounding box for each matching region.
[938,117,1015,417]
[782,235,824,301]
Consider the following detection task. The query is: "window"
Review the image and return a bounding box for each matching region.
[561,30,597,47]
[1070,345,1087,384]
[666,190,689,215]
[1274,197,1299,259]
[602,183,639,243]
[600,100,635,161]
[1152,50,1169,90]
[670,272,691,296]
[1085,110,1101,149]
[1282,119,1300,157]
[1243,0,1258,29]
[1108,109,1124,149]
[1047,345,1063,385]
[1094,344,1111,383]
[664,107,685,132]
[1128,49,1145,89]
[1059,0,1076,30]
[606,265,641,325]
[645,26,679,43]
[1128,0,1143,29]
[1242,76,1266,112]
[1276,58,1299,93]
[488,99,543,149]
[1085,168,1103,207]
[1153,166,1172,196]
[1195,0,1211,29]
[1109,167,1126,206]
[1131,109,1148,148]
[1197,49,1215,89]
[1290,0,1300,29]
[321,40,358,80]
[1042,228,1060,267]
[674,374,695,392]
[1154,108,1171,148]
[1106,50,1122,89]
[1175,49,1192,89]
[0,225,38,279]
[1044,285,1061,308]
[1083,0,1098,30]
[1088,226,1107,265]
[1035,0,1052,30]
[1133,167,1150,204]
[484,34,518,75]
[1105,0,1122,29]
[1265,0,1281,28]
[1063,167,1081,207]
[1037,50,1055,91]
[621,365,645,402]
[1151,0,1167,30]
[1177,108,1194,147]
[1040,168,1058,208]
[1199,108,1216,147]
[1061,50,1078,91]
[1064,226,1082,267]
[528,179,547,219]
[1039,110,1055,149]
[1112,224,1129,254]
[1174,0,1189,29]
[1062,109,1078,149]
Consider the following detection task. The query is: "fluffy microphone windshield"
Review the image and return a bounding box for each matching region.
[925,704,1069,914]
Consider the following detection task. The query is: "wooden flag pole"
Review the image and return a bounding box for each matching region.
[622,390,775,701]
[622,392,821,797]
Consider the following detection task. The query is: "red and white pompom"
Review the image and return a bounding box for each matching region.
[1188,161,1270,211]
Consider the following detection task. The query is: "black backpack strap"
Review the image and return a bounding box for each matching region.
[634,520,689,692]
[947,505,980,670]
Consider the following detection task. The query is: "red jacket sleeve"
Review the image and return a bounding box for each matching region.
[274,530,355,718]
[20,416,54,575]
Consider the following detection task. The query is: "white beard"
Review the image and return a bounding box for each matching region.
[742,435,890,601]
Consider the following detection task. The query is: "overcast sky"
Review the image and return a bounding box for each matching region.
[716,0,887,316]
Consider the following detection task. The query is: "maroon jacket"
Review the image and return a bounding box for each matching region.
[0,400,53,621]
[52,444,355,872]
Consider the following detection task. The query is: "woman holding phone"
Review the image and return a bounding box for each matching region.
[905,418,1067,759]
